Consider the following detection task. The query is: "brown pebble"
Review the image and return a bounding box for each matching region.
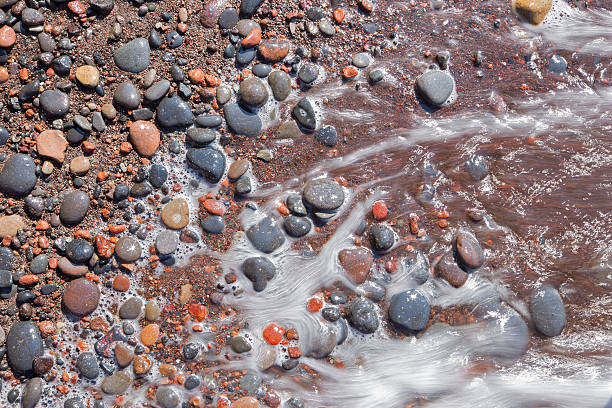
[140,323,159,346]
[436,252,468,288]
[62,278,100,317]
[0,26,16,47]
[228,159,249,180]
[160,198,190,229]
[114,343,134,368]
[69,155,90,175]
[132,355,152,375]
[0,66,8,83]
[233,396,260,408]
[36,130,68,163]
[338,247,373,284]
[129,121,160,157]
[158,364,176,377]
[112,274,130,292]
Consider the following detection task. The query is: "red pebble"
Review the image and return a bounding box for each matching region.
[263,323,285,345]
[203,199,225,215]
[307,297,323,313]
[287,346,302,358]
[188,304,208,321]
[372,201,388,220]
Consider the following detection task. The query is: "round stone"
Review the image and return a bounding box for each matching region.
[268,70,291,101]
[315,125,337,147]
[415,70,455,107]
[113,81,141,110]
[60,190,90,226]
[218,8,239,29]
[352,52,370,68]
[129,121,160,157]
[161,198,190,229]
[240,77,269,108]
[223,103,262,136]
[157,95,194,128]
[101,370,133,395]
[292,98,316,130]
[22,8,44,26]
[36,129,68,162]
[258,39,290,62]
[303,178,344,212]
[338,247,373,284]
[368,224,395,252]
[149,164,168,188]
[252,63,271,78]
[155,230,178,255]
[69,155,90,175]
[228,159,249,180]
[119,297,143,319]
[389,289,430,331]
[30,254,48,274]
[186,127,216,146]
[0,26,16,47]
[75,65,100,88]
[21,377,43,408]
[156,386,180,408]
[113,38,150,73]
[145,300,160,321]
[230,333,252,353]
[349,297,379,334]
[298,64,319,84]
[40,90,70,117]
[133,354,152,375]
[115,236,142,262]
[6,321,43,374]
[63,278,100,316]
[186,148,226,183]
[140,323,159,346]
[201,215,225,234]
[453,232,484,270]
[530,285,566,337]
[144,80,170,102]
[283,215,311,238]
[242,256,276,292]
[435,252,468,288]
[246,217,285,253]
[76,352,99,379]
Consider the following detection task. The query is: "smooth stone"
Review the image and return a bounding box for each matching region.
[286,194,307,216]
[6,321,43,374]
[101,370,133,395]
[306,323,337,358]
[246,217,285,253]
[252,63,271,78]
[465,154,489,181]
[0,247,13,270]
[21,8,44,26]
[240,0,264,17]
[514,0,552,24]
[200,0,230,27]
[76,351,99,379]
[268,70,290,101]
[315,125,337,147]
[0,269,11,288]
[548,54,567,74]
[530,285,566,337]
[157,386,180,408]
[58,257,88,277]
[233,397,260,408]
[53,55,72,76]
[201,215,225,234]
[144,80,170,102]
[236,19,259,36]
[240,77,268,108]
[319,19,335,36]
[235,175,252,195]
[239,374,261,395]
[223,103,261,136]
[161,198,190,229]
[415,70,454,107]
[19,79,40,102]
[0,25,16,47]
[352,52,370,68]
[216,86,231,105]
[349,297,379,334]
[453,232,484,270]
[184,374,201,390]
[435,251,467,288]
[63,278,100,316]
[195,114,223,128]
[369,69,384,83]
[298,64,319,84]
[389,289,430,331]
[338,247,373,284]
[149,164,168,188]
[187,127,216,146]
[157,95,194,128]
[69,155,90,175]
[60,190,89,225]
[130,181,153,197]
[114,343,134,368]
[303,178,344,212]
[30,254,48,274]
[64,398,85,408]
[0,154,37,197]
[218,8,239,29]
[230,333,252,353]
[115,236,142,262]
[283,215,311,238]
[242,256,275,291]
[292,98,316,130]
[228,159,249,180]
[74,115,93,132]
[113,82,141,110]
[156,230,178,255]
[39,90,70,118]
[186,148,226,183]
[90,0,114,14]
[65,239,94,264]
[119,297,143,319]
[0,214,25,237]
[21,377,43,408]
[368,224,395,252]
[277,121,302,138]
[113,38,150,73]
[144,300,161,321]
[129,121,160,157]
[76,65,100,88]
[258,39,290,62]
[235,45,256,65]
[166,31,183,49]
[36,129,68,162]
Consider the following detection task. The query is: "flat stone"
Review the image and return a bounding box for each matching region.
[90,0,114,14]
[223,103,261,136]
[36,129,68,162]
[115,236,142,262]
[195,114,223,128]
[69,155,90,175]
[236,45,256,65]
[303,178,344,212]
[101,370,133,395]
[60,190,90,226]
[236,19,259,36]
[246,217,285,253]
[113,38,150,73]
[388,289,430,331]
[113,81,141,110]
[40,90,70,117]
[201,215,225,234]
[338,247,373,284]
[216,85,231,105]
[76,65,100,88]
[58,256,88,277]
[6,321,43,374]
[292,98,316,130]
[258,39,289,62]
[161,198,190,229]
[530,285,566,337]
[186,148,226,183]
[63,278,100,316]
[157,95,194,128]
[242,256,276,291]
[30,254,48,274]
[415,70,454,107]
[230,333,252,353]
[277,121,302,138]
[157,386,180,408]
[228,159,249,180]
[21,377,43,408]
[144,80,170,102]
[186,127,216,146]
[0,214,25,238]
[0,154,37,197]
[240,77,268,108]
[352,52,370,68]
[268,70,291,101]
[283,215,311,238]
[129,121,160,157]
[119,297,143,319]
[76,352,99,379]
[298,64,319,84]
[156,230,178,255]
[252,63,271,78]
[140,323,159,346]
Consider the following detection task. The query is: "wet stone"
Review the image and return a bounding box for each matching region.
[298,64,319,84]
[114,343,134,368]
[101,370,133,395]
[242,256,275,291]
[113,38,150,73]
[338,247,373,284]
[224,103,262,136]
[65,239,94,264]
[368,224,395,252]
[119,297,143,319]
[201,215,225,234]
[530,285,566,337]
[258,39,290,62]
[187,127,216,146]
[306,323,337,358]
[184,374,201,390]
[21,377,43,408]
[240,77,268,108]
[95,326,127,358]
[129,121,160,157]
[246,217,285,253]
[196,114,223,128]
[283,215,311,238]
[21,8,44,26]
[157,95,194,128]
[415,70,455,107]
[76,65,100,88]
[436,252,467,288]
[514,0,552,25]
[286,194,307,216]
[32,355,53,375]
[149,164,168,188]
[144,80,170,102]
[228,159,249,180]
[161,198,190,229]
[292,98,316,130]
[145,300,161,321]
[252,63,271,78]
[389,289,431,331]
[0,214,26,236]
[349,297,379,334]
[237,19,259,36]
[166,30,183,49]
[53,55,72,76]
[64,398,85,408]
[235,175,252,195]
[303,178,344,212]
[0,153,37,197]
[6,321,43,374]
[315,125,337,147]
[115,236,142,262]
[216,86,231,105]
[40,90,70,117]
[113,81,141,110]
[319,19,335,36]
[352,52,370,68]
[90,0,114,14]
[218,8,239,29]
[465,154,489,181]
[156,230,178,255]
[240,373,262,395]
[230,333,252,353]
[19,79,41,102]
[58,257,88,277]
[369,69,384,83]
[63,278,100,316]
[548,54,567,74]
[30,254,48,274]
[268,70,291,101]
[186,148,226,183]
[453,232,484,271]
[236,45,256,65]
[60,190,90,225]
[240,0,264,17]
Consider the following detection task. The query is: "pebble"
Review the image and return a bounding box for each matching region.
[415,70,455,107]
[230,333,252,353]
[186,147,226,183]
[368,224,395,251]
[144,80,170,102]
[268,70,291,101]
[113,81,141,110]
[157,95,194,128]
[240,76,268,107]
[115,343,134,368]
[101,370,133,395]
[286,194,307,216]
[240,0,264,16]
[349,297,379,334]
[156,230,178,255]
[369,69,384,83]
[258,39,290,62]
[242,256,275,291]
[240,373,262,394]
[113,274,130,291]
[19,79,41,102]
[76,352,99,378]
[436,252,468,288]
[292,98,316,130]
[129,121,160,157]
[140,323,159,346]
[0,25,16,47]
[30,254,48,274]
[113,38,150,73]
[200,0,229,27]
[513,0,552,25]
[161,198,190,229]
[233,396,260,408]
[228,159,249,180]
[548,54,567,74]
[283,215,311,238]
[149,164,168,188]
[157,386,180,408]
[389,289,431,331]
[298,64,319,84]
[338,247,373,284]
[319,19,335,36]
[63,278,100,316]
[218,8,239,29]
[21,377,43,408]
[36,129,68,162]
[22,8,44,26]
[187,127,216,146]
[0,154,36,198]
[236,45,256,65]
[145,300,160,321]
[53,55,72,76]
[352,52,370,68]
[252,63,271,78]
[236,175,252,195]
[119,297,143,319]
[315,125,337,147]
[453,232,484,270]
[184,374,201,390]
[133,354,152,374]
[60,190,90,225]
[69,155,90,175]
[257,346,276,370]
[40,90,70,117]
[102,103,117,119]
[246,217,285,253]
[115,236,142,262]
[201,215,225,234]
[6,321,43,374]
[58,257,88,277]
[530,285,566,337]
[465,153,489,181]
[76,65,100,88]
[64,398,85,408]
[166,31,183,49]
[224,102,262,136]
[303,178,344,212]
[0,214,23,237]
[196,114,223,128]
[216,85,231,105]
